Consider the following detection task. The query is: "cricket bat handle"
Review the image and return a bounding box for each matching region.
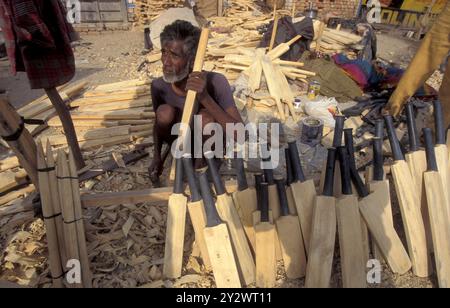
[405,102,419,152]
[174,158,184,194]
[198,171,222,227]
[375,119,384,139]
[384,115,404,161]
[182,154,202,202]
[260,182,270,222]
[285,148,294,185]
[373,137,384,181]
[275,179,290,216]
[338,146,352,195]
[288,141,306,182]
[332,115,345,148]
[423,128,438,172]
[204,151,226,195]
[323,148,337,197]
[235,156,249,191]
[433,100,446,145]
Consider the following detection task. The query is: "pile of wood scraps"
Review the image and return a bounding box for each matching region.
[216,38,316,122]
[134,0,185,27]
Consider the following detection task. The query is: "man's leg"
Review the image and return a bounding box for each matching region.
[149,104,179,183]
[194,109,218,169]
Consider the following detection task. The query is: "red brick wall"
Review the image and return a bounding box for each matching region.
[287,0,358,19]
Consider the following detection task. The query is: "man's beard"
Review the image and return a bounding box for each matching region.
[163,63,190,83]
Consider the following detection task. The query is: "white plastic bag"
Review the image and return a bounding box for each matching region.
[302,96,338,128]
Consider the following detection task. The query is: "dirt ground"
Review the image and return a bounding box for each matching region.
[0,27,440,288]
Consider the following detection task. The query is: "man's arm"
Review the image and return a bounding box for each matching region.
[386,3,450,116]
[186,72,243,129]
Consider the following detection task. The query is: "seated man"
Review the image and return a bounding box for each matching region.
[149,20,243,182]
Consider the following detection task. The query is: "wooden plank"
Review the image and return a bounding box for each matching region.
[0,169,28,194]
[43,125,131,145]
[81,181,238,207]
[0,185,35,206]
[261,55,285,121]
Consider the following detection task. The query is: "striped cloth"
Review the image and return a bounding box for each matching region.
[0,0,78,89]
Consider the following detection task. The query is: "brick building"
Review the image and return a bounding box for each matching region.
[284,0,359,19]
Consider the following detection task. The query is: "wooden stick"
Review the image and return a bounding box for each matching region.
[57,150,82,288]
[37,142,63,288]
[46,141,66,266]
[273,59,304,67]
[269,14,279,51]
[68,152,93,288]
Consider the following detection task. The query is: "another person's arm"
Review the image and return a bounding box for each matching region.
[386,3,450,116]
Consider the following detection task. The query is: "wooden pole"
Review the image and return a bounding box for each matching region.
[0,98,38,187]
[57,150,82,288]
[269,14,279,51]
[68,152,93,288]
[46,141,67,266]
[37,141,64,288]
[45,88,85,170]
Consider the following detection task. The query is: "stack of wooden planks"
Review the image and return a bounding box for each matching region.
[41,79,154,151]
[311,26,363,55]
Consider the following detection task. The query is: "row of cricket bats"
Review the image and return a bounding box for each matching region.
[162,100,450,288]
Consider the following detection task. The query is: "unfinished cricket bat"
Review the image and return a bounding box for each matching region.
[288,141,317,256]
[232,156,258,254]
[275,179,307,279]
[251,173,264,226]
[204,151,255,286]
[423,128,450,288]
[305,148,337,288]
[359,138,412,274]
[320,115,345,196]
[367,120,387,261]
[182,155,211,269]
[344,128,370,262]
[170,28,210,181]
[197,171,241,288]
[336,146,366,288]
[404,103,432,251]
[255,182,277,287]
[263,162,283,261]
[163,159,187,279]
[433,100,450,221]
[263,160,281,220]
[385,115,430,277]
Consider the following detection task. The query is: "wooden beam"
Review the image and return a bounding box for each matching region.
[81,181,238,208]
[0,99,38,186]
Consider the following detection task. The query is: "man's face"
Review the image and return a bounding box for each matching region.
[161,40,191,83]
